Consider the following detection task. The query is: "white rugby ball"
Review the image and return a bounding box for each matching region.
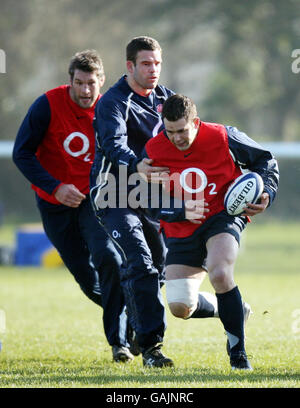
[224,172,264,216]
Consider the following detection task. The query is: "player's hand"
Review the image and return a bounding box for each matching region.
[54,184,86,208]
[242,192,270,216]
[137,158,170,183]
[185,199,209,224]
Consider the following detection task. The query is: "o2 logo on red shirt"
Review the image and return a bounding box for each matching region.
[63,132,91,162]
[180,168,207,193]
[178,167,217,198]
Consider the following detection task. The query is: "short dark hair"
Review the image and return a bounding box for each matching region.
[162,94,198,123]
[68,49,104,79]
[126,36,162,65]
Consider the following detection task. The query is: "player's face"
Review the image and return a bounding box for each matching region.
[127,50,162,96]
[164,117,200,151]
[69,69,104,108]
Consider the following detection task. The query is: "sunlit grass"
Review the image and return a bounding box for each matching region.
[0,221,299,388]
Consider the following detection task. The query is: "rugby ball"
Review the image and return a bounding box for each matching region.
[224,172,264,216]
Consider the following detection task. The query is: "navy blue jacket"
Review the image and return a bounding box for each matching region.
[91,75,173,176]
[90,75,185,218]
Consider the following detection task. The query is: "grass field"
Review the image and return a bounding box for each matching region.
[0,221,299,389]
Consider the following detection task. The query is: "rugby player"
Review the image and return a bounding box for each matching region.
[13,50,135,363]
[90,37,224,367]
[143,94,279,369]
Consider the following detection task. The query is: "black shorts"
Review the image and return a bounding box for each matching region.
[163,210,248,269]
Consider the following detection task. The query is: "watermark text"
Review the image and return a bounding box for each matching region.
[92,165,207,218]
[0,49,6,73]
[291,49,300,73]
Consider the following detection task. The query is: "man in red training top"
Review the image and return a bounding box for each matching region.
[13,50,136,363]
[144,94,279,370]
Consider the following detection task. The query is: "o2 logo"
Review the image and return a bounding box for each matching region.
[179,167,217,198]
[63,132,91,162]
[112,230,121,239]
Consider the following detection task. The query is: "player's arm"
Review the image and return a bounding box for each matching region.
[226,126,279,212]
[95,95,170,179]
[142,184,187,222]
[94,98,141,175]
[136,147,183,221]
[137,87,174,181]
[143,187,209,223]
[12,95,62,195]
[136,158,170,183]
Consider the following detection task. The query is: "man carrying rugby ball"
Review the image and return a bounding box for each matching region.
[142,94,279,370]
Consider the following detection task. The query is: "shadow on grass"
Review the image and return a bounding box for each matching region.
[1,358,299,388]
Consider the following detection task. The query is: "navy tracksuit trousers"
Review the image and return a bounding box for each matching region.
[37,196,128,347]
[96,207,167,352]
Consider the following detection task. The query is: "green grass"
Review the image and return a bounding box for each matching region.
[0,221,299,388]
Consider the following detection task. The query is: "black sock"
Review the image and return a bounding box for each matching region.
[190,293,216,318]
[216,286,245,353]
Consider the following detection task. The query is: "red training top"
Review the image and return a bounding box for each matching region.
[145,121,242,238]
[32,85,99,204]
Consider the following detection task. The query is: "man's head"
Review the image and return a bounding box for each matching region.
[68,49,105,108]
[162,94,200,151]
[126,36,162,96]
